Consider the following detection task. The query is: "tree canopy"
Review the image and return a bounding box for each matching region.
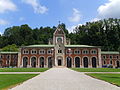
[0,18,120,51]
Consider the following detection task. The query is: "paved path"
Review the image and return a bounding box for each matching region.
[10,68,120,90]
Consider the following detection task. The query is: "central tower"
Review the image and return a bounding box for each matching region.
[53,25,66,66]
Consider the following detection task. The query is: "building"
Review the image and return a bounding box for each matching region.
[0,25,120,68]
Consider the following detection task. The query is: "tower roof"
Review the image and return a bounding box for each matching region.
[54,24,65,35]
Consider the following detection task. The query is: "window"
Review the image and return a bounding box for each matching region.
[0,55,2,59]
[66,50,72,54]
[74,50,80,54]
[31,49,37,54]
[6,55,10,59]
[103,56,106,59]
[110,55,113,59]
[47,50,52,54]
[103,61,106,64]
[82,50,89,54]
[58,50,62,53]
[116,56,119,59]
[110,60,112,64]
[23,50,29,54]
[91,50,97,54]
[39,50,45,54]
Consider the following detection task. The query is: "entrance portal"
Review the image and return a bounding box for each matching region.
[58,59,62,66]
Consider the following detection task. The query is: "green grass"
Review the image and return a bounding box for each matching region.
[71,68,120,72]
[0,68,49,72]
[86,73,120,86]
[0,74,38,90]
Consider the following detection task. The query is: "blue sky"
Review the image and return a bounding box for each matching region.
[0,0,120,34]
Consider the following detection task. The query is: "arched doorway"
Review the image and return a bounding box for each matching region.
[48,57,52,68]
[31,57,36,68]
[67,57,72,68]
[75,57,80,68]
[57,56,63,66]
[23,57,28,68]
[83,57,88,68]
[117,61,120,67]
[40,57,44,68]
[92,57,97,68]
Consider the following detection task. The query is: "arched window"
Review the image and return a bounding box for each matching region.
[66,57,72,68]
[83,57,88,68]
[40,57,44,68]
[75,57,80,68]
[23,57,28,68]
[92,57,97,68]
[31,57,37,67]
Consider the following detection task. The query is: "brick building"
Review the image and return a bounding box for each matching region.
[0,25,120,68]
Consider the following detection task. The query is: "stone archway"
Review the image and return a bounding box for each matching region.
[75,57,80,68]
[23,57,28,68]
[48,57,52,68]
[92,57,97,68]
[57,56,63,66]
[83,57,88,68]
[40,57,44,68]
[117,61,120,68]
[31,57,36,68]
[67,57,72,68]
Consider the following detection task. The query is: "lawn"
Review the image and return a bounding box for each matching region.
[86,73,120,86]
[0,68,49,72]
[0,74,38,90]
[71,68,120,72]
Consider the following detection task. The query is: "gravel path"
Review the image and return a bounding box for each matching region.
[10,68,120,90]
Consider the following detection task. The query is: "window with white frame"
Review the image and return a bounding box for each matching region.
[47,50,52,54]
[39,50,45,54]
[110,55,113,59]
[91,50,97,54]
[103,55,106,59]
[31,49,37,54]
[23,49,29,54]
[74,50,80,54]
[82,50,89,54]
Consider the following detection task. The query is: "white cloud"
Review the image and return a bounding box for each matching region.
[67,24,82,33]
[98,0,120,18]
[68,8,81,23]
[22,0,48,14]
[0,0,17,13]
[0,19,9,25]
[19,17,25,21]
[90,18,100,22]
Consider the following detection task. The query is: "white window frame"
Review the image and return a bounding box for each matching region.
[39,50,45,54]
[47,50,52,54]
[31,49,37,54]
[102,55,106,59]
[91,49,97,54]
[82,49,89,54]
[23,49,29,54]
[74,50,80,54]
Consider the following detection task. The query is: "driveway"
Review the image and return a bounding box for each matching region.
[10,68,120,90]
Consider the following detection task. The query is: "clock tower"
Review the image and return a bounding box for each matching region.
[53,24,66,67]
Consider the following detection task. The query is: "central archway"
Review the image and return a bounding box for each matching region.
[67,57,72,68]
[39,57,44,68]
[48,57,52,68]
[75,57,80,68]
[31,57,36,68]
[23,57,28,68]
[83,57,88,68]
[57,56,63,66]
[92,57,97,68]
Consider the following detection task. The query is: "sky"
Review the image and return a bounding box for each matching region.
[0,0,120,34]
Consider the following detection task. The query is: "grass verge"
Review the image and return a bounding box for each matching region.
[0,68,49,72]
[71,68,120,72]
[0,74,38,90]
[86,73,120,87]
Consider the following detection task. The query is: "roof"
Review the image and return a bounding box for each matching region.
[101,51,119,55]
[0,52,18,54]
[23,45,54,48]
[65,45,99,48]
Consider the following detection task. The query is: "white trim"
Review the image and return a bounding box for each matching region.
[90,49,97,54]
[31,49,37,54]
[23,49,29,54]
[82,49,89,54]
